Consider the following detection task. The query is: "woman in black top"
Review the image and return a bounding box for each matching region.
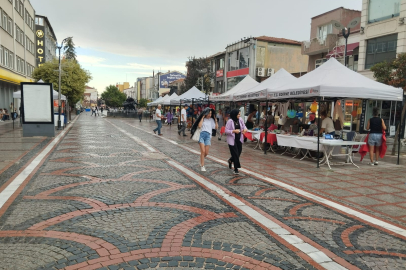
[366,107,387,165]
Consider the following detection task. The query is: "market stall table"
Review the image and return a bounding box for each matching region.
[316,140,366,169]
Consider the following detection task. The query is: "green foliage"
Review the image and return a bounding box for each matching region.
[101,85,127,107]
[32,59,92,106]
[138,98,148,108]
[370,61,392,85]
[63,37,77,61]
[183,56,214,95]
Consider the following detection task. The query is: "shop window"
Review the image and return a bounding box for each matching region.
[239,47,249,69]
[365,34,397,69]
[228,51,238,71]
[368,0,400,23]
[227,76,245,91]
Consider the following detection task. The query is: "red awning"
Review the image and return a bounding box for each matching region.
[326,42,359,58]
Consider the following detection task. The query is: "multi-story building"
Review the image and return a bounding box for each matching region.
[357,0,405,136]
[225,36,308,91]
[34,15,57,66]
[210,51,225,95]
[137,77,148,100]
[116,82,129,92]
[301,7,361,72]
[169,78,185,95]
[0,0,36,110]
[83,86,97,108]
[123,86,136,99]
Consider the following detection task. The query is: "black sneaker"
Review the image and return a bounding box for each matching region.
[233,169,239,175]
[228,159,232,169]
[183,134,187,137]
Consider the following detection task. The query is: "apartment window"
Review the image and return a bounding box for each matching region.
[17,56,21,72]
[2,11,8,32]
[20,30,24,46]
[228,51,238,71]
[9,52,13,69]
[0,46,3,65]
[239,47,249,69]
[368,0,400,23]
[365,34,398,69]
[21,59,25,74]
[8,16,12,36]
[318,24,332,41]
[19,1,23,16]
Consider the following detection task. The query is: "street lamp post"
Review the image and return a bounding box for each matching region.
[56,37,72,130]
[331,18,360,67]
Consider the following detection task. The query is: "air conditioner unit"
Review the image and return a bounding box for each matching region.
[256,67,265,77]
[267,68,275,77]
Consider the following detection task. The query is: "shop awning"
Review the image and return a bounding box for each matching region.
[326,42,359,59]
[0,69,34,84]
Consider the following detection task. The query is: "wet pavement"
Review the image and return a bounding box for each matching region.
[0,115,405,270]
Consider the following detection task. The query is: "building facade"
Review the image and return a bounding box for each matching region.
[301,7,361,72]
[224,36,308,91]
[34,15,56,66]
[168,78,184,95]
[116,82,129,92]
[83,86,97,108]
[210,51,225,95]
[0,0,36,110]
[123,86,136,99]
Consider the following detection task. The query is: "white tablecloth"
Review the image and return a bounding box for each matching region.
[276,134,343,151]
[247,130,262,140]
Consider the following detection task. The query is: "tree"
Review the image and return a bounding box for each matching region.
[138,98,148,108]
[371,53,406,155]
[32,58,92,106]
[63,37,77,61]
[101,85,127,107]
[182,56,214,95]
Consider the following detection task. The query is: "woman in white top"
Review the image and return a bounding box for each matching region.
[197,108,218,171]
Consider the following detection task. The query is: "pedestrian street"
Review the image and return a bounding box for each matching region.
[0,116,406,270]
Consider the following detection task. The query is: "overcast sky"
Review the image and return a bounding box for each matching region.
[31,0,362,93]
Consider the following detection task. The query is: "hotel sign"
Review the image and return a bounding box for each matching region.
[36,26,45,67]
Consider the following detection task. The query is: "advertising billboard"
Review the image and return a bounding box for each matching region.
[159,72,186,89]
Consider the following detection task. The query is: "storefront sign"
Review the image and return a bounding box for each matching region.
[359,100,367,133]
[226,68,249,78]
[216,70,224,77]
[35,26,45,67]
[159,72,186,88]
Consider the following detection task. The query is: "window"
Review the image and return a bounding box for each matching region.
[315,58,327,69]
[9,52,13,69]
[369,0,400,23]
[19,1,23,16]
[228,51,238,71]
[2,11,8,32]
[0,46,3,65]
[365,34,398,69]
[8,16,12,36]
[17,56,21,72]
[318,24,333,41]
[238,47,249,69]
[4,48,8,67]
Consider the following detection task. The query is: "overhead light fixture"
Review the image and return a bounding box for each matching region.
[347,17,361,28]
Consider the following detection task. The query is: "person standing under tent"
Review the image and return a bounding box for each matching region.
[319,111,335,136]
[366,107,387,166]
[216,109,225,140]
[178,104,188,137]
[194,108,217,172]
[225,109,247,175]
[153,104,163,136]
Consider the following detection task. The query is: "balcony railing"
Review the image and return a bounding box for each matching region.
[302,34,338,55]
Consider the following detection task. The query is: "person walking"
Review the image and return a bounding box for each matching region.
[91,106,95,116]
[216,109,224,140]
[366,107,387,166]
[178,104,188,137]
[193,108,217,172]
[225,109,247,175]
[100,107,104,116]
[138,108,143,122]
[166,110,173,126]
[153,104,163,136]
[95,106,99,117]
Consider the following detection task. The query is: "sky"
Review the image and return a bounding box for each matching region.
[31,0,362,93]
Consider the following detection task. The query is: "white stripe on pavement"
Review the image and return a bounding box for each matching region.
[167,160,348,270]
[0,117,77,210]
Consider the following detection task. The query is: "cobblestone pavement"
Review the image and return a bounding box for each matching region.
[0,116,405,270]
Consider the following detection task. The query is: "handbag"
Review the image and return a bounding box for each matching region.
[192,128,201,141]
[212,129,217,137]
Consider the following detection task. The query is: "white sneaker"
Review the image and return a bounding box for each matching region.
[374,161,379,165]
[201,166,206,172]
[369,162,375,166]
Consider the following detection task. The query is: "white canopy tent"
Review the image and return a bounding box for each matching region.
[162,93,179,106]
[271,58,403,101]
[13,89,67,100]
[211,75,259,102]
[170,86,207,105]
[147,95,165,107]
[233,69,297,101]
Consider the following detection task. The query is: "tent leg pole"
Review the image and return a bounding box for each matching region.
[398,94,404,165]
[264,100,268,155]
[317,97,321,168]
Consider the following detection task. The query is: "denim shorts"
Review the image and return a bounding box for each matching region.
[368,133,383,146]
[198,131,211,146]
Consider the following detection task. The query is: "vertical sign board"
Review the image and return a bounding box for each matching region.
[36,25,45,67]
[359,100,367,133]
[21,82,55,137]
